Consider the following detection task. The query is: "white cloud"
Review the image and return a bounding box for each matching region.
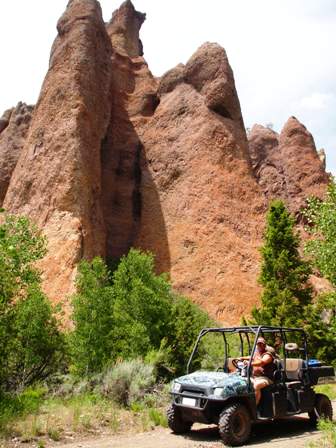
[294,93,334,111]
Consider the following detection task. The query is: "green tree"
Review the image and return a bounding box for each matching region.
[0,213,63,391]
[70,257,114,376]
[304,180,336,285]
[69,249,214,377]
[165,295,213,376]
[111,249,173,359]
[7,286,64,390]
[304,180,336,363]
[252,200,313,326]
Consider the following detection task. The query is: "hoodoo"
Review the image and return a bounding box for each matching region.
[0,0,329,323]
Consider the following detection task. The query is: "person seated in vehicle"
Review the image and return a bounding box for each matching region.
[238,337,276,405]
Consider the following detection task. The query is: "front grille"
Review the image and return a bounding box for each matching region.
[182,388,205,396]
[173,387,208,409]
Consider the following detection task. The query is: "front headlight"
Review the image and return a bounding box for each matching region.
[172,382,182,393]
[213,387,224,397]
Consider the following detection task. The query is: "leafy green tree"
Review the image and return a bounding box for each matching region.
[304,180,336,285]
[70,258,114,376]
[252,200,313,326]
[6,286,64,390]
[304,180,336,363]
[165,296,213,376]
[111,249,173,359]
[70,249,214,377]
[0,213,63,391]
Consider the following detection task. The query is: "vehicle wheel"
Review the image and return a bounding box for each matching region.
[167,404,192,434]
[308,393,333,425]
[218,403,252,446]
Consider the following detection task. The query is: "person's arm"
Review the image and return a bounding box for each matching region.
[238,355,251,361]
[251,353,272,367]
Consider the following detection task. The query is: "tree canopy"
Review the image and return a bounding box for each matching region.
[252,200,313,327]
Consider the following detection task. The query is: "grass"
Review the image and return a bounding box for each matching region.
[307,420,336,448]
[315,384,336,400]
[0,387,170,446]
[148,408,168,427]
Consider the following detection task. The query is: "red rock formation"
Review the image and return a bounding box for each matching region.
[102,5,267,323]
[248,118,329,215]
[134,43,266,323]
[1,1,329,324]
[0,102,34,204]
[102,0,159,260]
[3,0,112,309]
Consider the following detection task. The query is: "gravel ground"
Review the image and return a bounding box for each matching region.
[52,401,335,448]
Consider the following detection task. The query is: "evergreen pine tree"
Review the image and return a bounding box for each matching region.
[252,200,313,327]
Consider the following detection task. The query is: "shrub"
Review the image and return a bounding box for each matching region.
[304,181,336,364]
[100,359,156,406]
[0,387,46,431]
[6,286,64,391]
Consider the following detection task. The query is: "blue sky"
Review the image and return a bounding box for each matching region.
[1,0,335,172]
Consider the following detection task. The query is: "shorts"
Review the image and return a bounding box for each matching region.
[251,376,273,388]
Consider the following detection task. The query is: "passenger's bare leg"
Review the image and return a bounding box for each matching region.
[255,388,261,405]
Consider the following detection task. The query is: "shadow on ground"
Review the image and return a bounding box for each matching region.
[182,416,318,446]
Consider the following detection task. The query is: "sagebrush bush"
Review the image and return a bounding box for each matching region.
[101,360,156,406]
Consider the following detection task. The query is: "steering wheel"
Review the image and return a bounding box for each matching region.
[231,358,241,369]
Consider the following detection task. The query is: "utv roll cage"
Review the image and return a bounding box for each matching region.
[186,325,308,387]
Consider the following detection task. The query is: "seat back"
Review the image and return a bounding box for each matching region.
[273,358,284,382]
[281,358,305,381]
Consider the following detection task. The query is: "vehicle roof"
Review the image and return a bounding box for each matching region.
[200,325,304,333]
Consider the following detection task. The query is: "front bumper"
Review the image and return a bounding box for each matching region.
[171,389,253,424]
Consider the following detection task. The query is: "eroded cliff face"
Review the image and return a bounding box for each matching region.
[0,102,34,204]
[3,0,112,310]
[1,0,329,323]
[102,0,158,261]
[134,43,266,322]
[248,119,329,216]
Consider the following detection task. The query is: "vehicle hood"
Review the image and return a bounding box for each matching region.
[176,371,249,395]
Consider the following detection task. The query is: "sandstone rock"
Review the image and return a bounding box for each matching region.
[102,1,159,261]
[159,43,245,130]
[0,102,34,204]
[3,0,112,311]
[248,118,329,214]
[318,148,326,169]
[158,64,185,96]
[184,43,245,128]
[0,108,14,134]
[1,0,330,325]
[135,45,266,324]
[106,0,145,58]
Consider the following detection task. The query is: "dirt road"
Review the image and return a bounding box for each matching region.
[55,402,335,448]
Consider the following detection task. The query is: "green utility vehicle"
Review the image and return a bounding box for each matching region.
[167,326,335,446]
